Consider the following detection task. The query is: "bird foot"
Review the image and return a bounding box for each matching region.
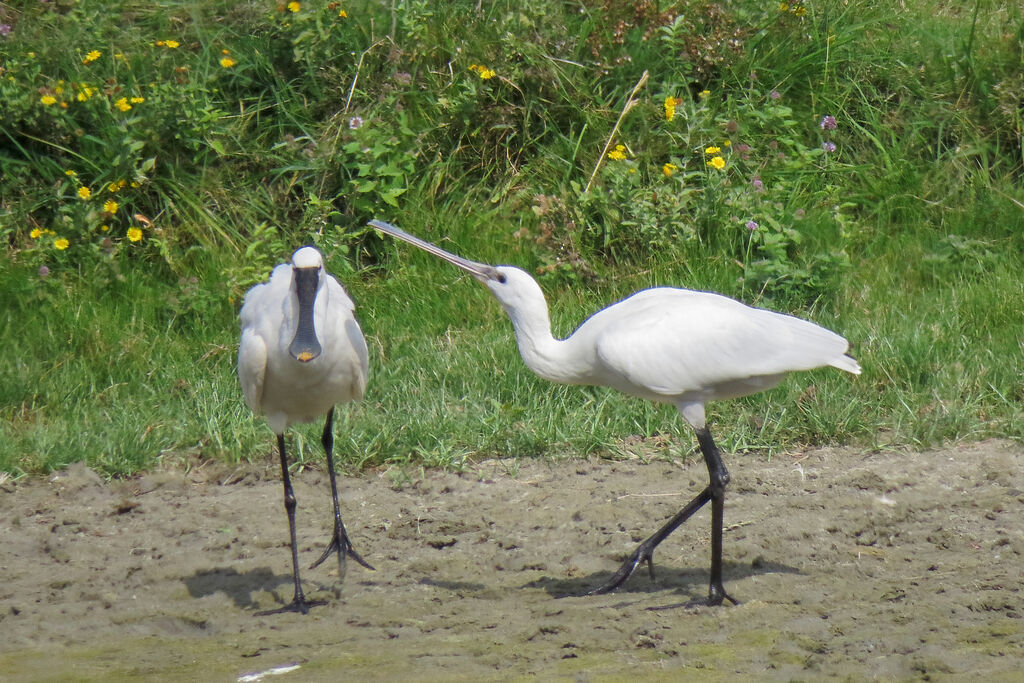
[585,542,657,596]
[705,584,740,607]
[310,524,375,573]
[255,596,327,616]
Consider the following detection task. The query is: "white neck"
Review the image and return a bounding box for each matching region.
[500,292,593,386]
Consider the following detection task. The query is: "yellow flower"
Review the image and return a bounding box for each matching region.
[779,2,789,10]
[77,186,92,199]
[704,146,721,154]
[127,227,143,242]
[220,56,237,68]
[338,9,347,17]
[607,144,627,161]
[469,64,496,79]
[287,1,300,11]
[663,163,677,177]
[30,228,43,239]
[83,50,102,65]
[65,169,77,176]
[40,94,57,106]
[664,95,676,122]
[707,156,726,170]
[54,238,70,250]
[698,89,710,99]
[723,140,731,147]
[793,6,806,16]
[114,97,132,112]
[165,40,180,48]
[76,85,96,102]
[104,200,119,214]
[100,224,110,232]
[130,96,145,104]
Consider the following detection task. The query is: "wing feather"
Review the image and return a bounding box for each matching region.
[592,289,853,399]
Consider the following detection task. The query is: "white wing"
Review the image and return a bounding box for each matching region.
[592,289,855,400]
[237,327,267,413]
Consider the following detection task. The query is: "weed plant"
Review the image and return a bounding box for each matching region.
[1,0,1022,476]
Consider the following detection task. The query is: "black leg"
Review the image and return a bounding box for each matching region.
[695,427,738,606]
[257,433,326,616]
[588,426,738,606]
[310,407,374,574]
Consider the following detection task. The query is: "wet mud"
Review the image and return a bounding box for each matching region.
[2,440,1022,680]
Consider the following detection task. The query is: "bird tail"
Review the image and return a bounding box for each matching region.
[830,354,862,375]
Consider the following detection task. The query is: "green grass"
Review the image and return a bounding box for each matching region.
[1,0,1022,477]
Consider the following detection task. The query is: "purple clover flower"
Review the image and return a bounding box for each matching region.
[0,24,12,37]
[769,90,781,100]
[822,141,836,153]
[752,176,764,192]
[820,115,837,131]
[745,220,759,231]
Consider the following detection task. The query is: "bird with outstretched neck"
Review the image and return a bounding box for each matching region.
[238,246,373,615]
[370,219,860,606]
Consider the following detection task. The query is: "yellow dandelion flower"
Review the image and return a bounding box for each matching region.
[698,89,711,99]
[104,200,119,215]
[83,50,102,64]
[778,2,789,10]
[165,40,180,48]
[339,10,348,17]
[40,94,57,106]
[663,163,677,177]
[222,49,231,55]
[77,186,92,200]
[127,227,143,243]
[130,96,145,104]
[54,238,70,250]
[723,140,731,147]
[479,68,495,79]
[704,146,721,154]
[287,1,301,12]
[76,85,96,102]
[607,144,627,161]
[664,95,676,122]
[707,156,726,170]
[65,169,77,176]
[220,56,237,68]
[792,6,806,16]
[100,224,110,232]
[114,97,132,112]
[30,228,43,239]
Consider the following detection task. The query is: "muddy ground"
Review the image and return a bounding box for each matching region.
[2,439,1023,681]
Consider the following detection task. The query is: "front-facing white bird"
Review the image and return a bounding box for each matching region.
[238,246,372,615]
[369,219,860,606]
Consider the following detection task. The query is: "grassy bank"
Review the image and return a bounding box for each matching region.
[1,0,1022,476]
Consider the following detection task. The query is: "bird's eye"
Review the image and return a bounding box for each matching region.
[497,273,507,284]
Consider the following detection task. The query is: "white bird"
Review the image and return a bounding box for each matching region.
[369,219,860,606]
[238,245,373,615]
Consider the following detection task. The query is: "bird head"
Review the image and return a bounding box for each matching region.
[288,246,324,363]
